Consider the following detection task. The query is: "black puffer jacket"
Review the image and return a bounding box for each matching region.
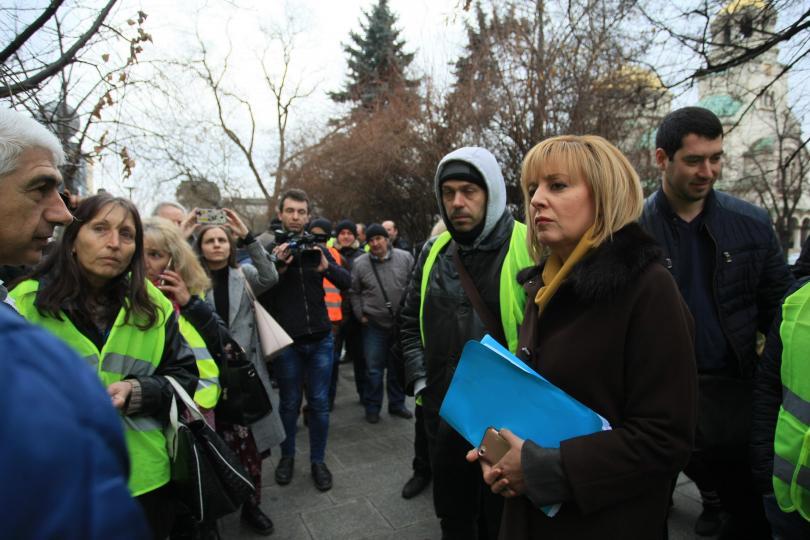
[401,210,514,411]
[750,278,810,493]
[258,242,351,341]
[639,189,794,378]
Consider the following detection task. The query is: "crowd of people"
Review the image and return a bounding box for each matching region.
[2,103,810,540]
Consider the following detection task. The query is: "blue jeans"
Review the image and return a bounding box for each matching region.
[362,323,405,414]
[762,493,810,540]
[276,333,334,463]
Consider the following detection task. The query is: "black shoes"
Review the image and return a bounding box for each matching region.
[241,503,274,536]
[274,456,294,485]
[365,411,380,424]
[694,505,725,536]
[401,474,431,499]
[389,407,413,419]
[311,462,333,491]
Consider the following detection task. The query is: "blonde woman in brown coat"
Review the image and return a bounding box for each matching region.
[467,135,698,539]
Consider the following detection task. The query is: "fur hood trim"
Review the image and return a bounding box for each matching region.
[518,223,662,304]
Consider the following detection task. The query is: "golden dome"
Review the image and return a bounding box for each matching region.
[611,65,664,90]
[719,0,767,16]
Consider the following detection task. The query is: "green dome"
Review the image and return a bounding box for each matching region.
[751,136,774,153]
[698,94,744,117]
[638,127,658,150]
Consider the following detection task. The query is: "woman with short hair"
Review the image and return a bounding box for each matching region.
[468,135,698,539]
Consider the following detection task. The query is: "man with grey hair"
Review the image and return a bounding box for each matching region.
[0,109,72,278]
[152,201,187,227]
[0,108,148,537]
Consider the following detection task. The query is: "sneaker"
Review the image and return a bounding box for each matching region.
[365,411,380,424]
[274,456,294,485]
[241,503,274,536]
[389,407,413,419]
[311,462,333,491]
[694,505,724,536]
[401,474,431,499]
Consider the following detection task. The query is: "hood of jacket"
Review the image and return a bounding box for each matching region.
[434,147,506,249]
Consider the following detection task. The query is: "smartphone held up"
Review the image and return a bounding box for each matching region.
[196,208,227,225]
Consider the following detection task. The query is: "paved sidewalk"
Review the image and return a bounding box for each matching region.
[221,364,708,539]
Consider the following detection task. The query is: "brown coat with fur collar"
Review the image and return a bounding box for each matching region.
[500,223,697,540]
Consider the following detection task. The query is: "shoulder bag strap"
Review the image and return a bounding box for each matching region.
[450,241,506,346]
[369,258,395,317]
[239,268,257,303]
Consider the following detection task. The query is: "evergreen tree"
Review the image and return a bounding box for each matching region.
[330,0,419,111]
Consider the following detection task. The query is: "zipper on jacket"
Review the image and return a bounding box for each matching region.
[705,227,742,371]
[300,264,312,334]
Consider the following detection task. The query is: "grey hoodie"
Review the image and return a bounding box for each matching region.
[434,146,507,249]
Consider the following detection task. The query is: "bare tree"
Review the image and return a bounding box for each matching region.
[446,0,662,200]
[737,102,810,257]
[1,2,152,192]
[189,21,317,209]
[286,88,443,241]
[0,0,118,99]
[639,1,809,91]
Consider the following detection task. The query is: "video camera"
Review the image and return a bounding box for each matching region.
[275,230,328,267]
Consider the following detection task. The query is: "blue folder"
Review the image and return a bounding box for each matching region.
[439,335,609,450]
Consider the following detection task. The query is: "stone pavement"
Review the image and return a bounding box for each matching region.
[221,364,709,540]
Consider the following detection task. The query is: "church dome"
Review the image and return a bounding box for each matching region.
[698,94,744,117]
[719,0,767,16]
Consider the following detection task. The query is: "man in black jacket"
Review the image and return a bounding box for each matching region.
[401,147,531,539]
[333,219,368,405]
[639,106,794,539]
[259,189,350,492]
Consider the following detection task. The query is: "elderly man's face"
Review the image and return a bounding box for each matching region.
[382,220,397,240]
[156,205,185,227]
[0,147,72,265]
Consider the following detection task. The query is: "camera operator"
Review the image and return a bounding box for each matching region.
[259,189,350,492]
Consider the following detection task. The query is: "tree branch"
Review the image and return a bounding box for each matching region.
[0,0,66,65]
[0,0,119,98]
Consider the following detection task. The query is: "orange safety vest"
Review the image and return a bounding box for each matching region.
[324,246,343,323]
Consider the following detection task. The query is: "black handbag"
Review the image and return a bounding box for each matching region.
[215,340,273,426]
[165,376,255,523]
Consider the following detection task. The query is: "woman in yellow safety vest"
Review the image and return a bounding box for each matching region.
[143,217,222,413]
[143,217,229,537]
[195,217,284,536]
[10,194,199,539]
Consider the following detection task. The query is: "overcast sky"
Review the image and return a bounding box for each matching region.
[88,0,808,204]
[87,0,469,200]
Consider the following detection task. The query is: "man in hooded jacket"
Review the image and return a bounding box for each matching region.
[401,147,533,539]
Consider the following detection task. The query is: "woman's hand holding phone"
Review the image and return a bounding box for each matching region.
[157,269,191,307]
[466,427,527,498]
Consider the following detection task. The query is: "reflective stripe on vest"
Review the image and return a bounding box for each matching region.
[773,281,810,519]
[324,246,343,323]
[419,222,533,353]
[178,316,221,409]
[11,278,173,497]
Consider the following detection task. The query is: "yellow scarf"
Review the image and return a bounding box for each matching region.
[534,225,596,314]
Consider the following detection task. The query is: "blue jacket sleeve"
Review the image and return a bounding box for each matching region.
[0,305,149,539]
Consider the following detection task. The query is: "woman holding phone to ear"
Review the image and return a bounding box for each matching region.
[143,217,227,415]
[196,208,284,536]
